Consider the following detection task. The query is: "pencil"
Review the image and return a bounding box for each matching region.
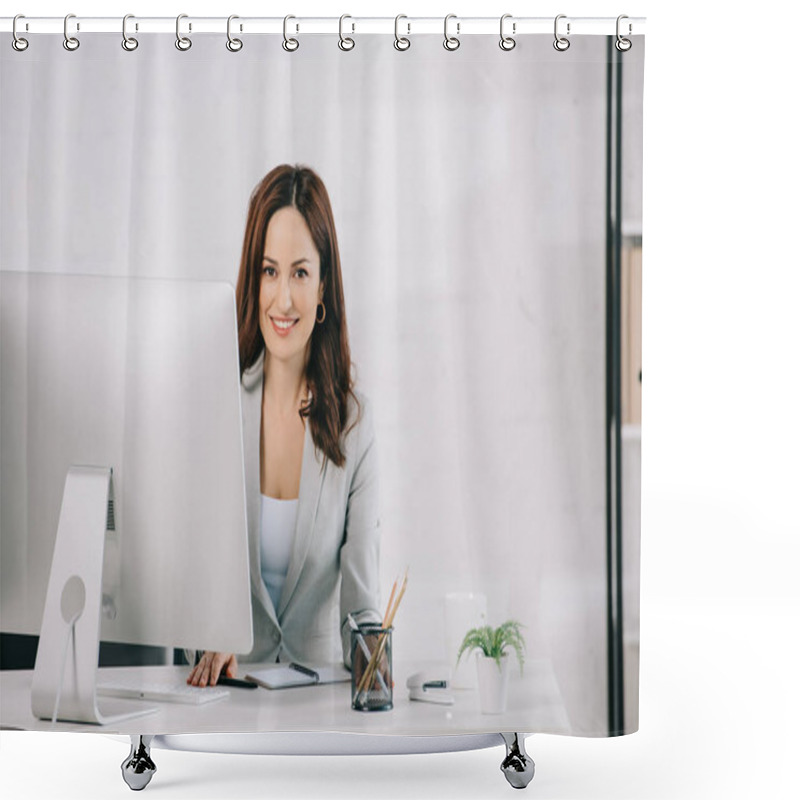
[383,579,398,627]
[357,569,408,695]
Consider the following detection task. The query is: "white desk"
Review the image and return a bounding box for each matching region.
[0,658,571,736]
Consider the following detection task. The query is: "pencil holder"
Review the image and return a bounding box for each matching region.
[350,625,393,711]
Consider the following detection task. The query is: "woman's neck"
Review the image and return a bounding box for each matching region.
[262,353,308,417]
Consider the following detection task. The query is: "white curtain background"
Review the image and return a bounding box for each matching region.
[1,32,643,735]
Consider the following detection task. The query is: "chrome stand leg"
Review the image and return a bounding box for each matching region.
[121,734,156,791]
[500,732,535,789]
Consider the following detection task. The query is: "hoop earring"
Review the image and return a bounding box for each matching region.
[316,301,326,324]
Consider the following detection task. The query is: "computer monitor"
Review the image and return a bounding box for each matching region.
[0,271,253,723]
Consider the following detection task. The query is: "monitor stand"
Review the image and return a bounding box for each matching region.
[31,466,158,725]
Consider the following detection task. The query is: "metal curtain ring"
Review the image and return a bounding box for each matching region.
[443,14,460,51]
[499,14,516,51]
[338,14,354,51]
[122,14,138,51]
[615,15,632,51]
[63,13,80,51]
[12,14,29,51]
[553,14,570,51]
[175,14,192,51]
[226,15,243,52]
[283,15,299,51]
[394,15,410,51]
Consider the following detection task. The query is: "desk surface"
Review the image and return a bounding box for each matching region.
[0,659,571,736]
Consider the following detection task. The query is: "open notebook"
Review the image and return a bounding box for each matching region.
[244,663,351,690]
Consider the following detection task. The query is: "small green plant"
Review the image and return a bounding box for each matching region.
[456,620,526,674]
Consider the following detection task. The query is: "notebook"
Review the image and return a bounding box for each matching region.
[244,663,351,689]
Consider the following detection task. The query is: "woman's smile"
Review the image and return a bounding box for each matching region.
[270,316,300,337]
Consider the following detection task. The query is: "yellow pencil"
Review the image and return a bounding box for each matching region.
[383,578,398,627]
[357,569,408,695]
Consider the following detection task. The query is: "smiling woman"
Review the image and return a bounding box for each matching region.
[187,165,383,687]
[259,208,322,379]
[237,165,358,469]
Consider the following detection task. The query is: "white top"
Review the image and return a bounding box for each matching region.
[259,494,298,613]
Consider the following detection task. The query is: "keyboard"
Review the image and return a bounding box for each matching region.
[96,678,230,705]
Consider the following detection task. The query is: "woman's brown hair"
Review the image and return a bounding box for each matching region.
[235,164,359,468]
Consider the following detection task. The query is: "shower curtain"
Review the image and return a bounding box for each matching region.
[0,22,644,740]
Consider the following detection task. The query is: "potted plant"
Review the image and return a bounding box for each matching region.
[456,621,525,714]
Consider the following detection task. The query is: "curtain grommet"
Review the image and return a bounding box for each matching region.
[283,15,299,52]
[63,13,80,51]
[12,15,29,51]
[226,15,243,52]
[175,14,192,51]
[499,14,516,51]
[615,15,632,51]
[553,14,570,52]
[394,15,410,51]
[338,14,355,51]
[443,14,460,51]
[121,14,138,52]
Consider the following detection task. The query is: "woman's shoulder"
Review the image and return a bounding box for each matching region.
[344,389,375,452]
[347,388,372,429]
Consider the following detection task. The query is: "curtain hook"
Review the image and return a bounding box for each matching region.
[283,15,299,51]
[12,14,29,52]
[63,13,80,51]
[499,14,516,51]
[615,15,632,51]
[443,14,460,51]
[226,15,243,52]
[394,15,410,51]
[175,14,192,51]
[338,14,355,51]
[554,14,570,51]
[122,14,138,52]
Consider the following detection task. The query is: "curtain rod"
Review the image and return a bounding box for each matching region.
[1,16,646,37]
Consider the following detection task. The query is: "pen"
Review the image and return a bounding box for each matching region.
[289,662,320,683]
[216,676,258,689]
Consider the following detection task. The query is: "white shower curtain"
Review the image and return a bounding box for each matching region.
[1,26,644,737]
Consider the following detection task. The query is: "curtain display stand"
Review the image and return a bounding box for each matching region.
[122,732,534,790]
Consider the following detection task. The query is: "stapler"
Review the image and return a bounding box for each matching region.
[406,670,455,705]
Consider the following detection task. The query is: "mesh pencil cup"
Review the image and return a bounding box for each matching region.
[350,626,393,711]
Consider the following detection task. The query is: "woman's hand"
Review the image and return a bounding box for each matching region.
[187,652,238,687]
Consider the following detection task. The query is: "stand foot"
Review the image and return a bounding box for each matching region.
[121,735,156,791]
[500,733,535,789]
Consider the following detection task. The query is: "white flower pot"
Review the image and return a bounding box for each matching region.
[475,652,511,714]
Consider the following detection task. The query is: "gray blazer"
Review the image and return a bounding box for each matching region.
[239,353,382,668]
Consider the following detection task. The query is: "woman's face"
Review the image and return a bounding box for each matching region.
[259,206,323,369]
